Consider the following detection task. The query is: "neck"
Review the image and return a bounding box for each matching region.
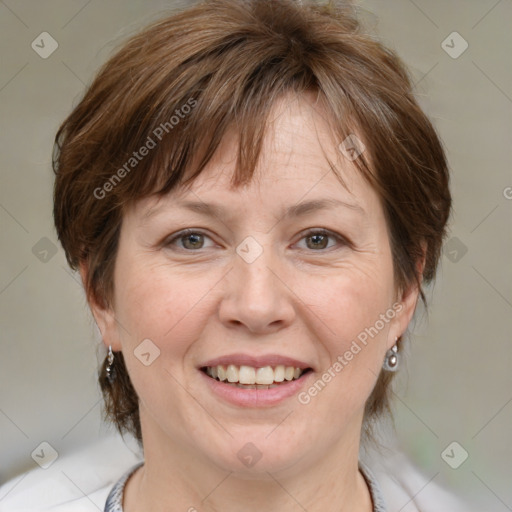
[124,413,373,512]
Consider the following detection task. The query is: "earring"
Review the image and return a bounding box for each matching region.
[106,345,116,383]
[383,337,399,372]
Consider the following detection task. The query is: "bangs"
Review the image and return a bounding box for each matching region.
[100,30,371,209]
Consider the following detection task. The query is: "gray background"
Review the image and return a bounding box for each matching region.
[0,0,511,510]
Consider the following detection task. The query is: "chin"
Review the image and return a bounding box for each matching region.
[204,434,305,477]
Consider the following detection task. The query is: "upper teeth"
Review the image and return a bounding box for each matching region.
[205,365,305,384]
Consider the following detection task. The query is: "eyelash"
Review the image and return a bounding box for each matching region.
[164,228,347,252]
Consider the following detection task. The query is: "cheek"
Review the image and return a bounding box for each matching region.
[113,259,213,355]
[302,267,393,348]
[112,263,216,417]
[296,263,394,410]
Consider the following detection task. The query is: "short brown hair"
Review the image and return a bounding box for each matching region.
[53,0,451,446]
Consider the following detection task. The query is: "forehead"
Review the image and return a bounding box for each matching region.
[133,92,377,220]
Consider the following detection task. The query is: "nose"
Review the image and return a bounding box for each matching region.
[218,243,296,334]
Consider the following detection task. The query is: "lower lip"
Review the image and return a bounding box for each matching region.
[199,369,313,407]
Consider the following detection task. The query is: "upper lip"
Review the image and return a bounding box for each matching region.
[200,353,313,370]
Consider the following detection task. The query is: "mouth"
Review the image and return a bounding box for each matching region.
[200,364,314,389]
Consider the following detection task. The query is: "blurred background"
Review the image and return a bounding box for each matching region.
[0,0,511,510]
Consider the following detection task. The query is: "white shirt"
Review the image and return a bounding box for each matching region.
[0,433,471,511]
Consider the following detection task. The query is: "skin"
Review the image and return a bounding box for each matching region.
[83,91,423,512]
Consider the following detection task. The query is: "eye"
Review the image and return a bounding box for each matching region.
[165,229,216,251]
[295,229,346,251]
[164,228,347,252]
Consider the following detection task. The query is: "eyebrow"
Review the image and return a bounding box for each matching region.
[143,197,365,222]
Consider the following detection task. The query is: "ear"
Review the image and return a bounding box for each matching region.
[79,261,122,351]
[389,241,427,348]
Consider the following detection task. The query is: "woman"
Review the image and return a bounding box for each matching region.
[48,0,461,510]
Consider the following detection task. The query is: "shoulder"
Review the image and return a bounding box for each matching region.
[363,449,472,512]
[0,433,142,512]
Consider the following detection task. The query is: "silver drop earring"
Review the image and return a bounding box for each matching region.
[383,337,399,372]
[106,345,116,383]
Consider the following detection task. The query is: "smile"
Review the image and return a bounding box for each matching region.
[201,364,311,388]
[199,365,314,407]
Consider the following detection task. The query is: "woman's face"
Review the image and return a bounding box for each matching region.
[91,92,419,476]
